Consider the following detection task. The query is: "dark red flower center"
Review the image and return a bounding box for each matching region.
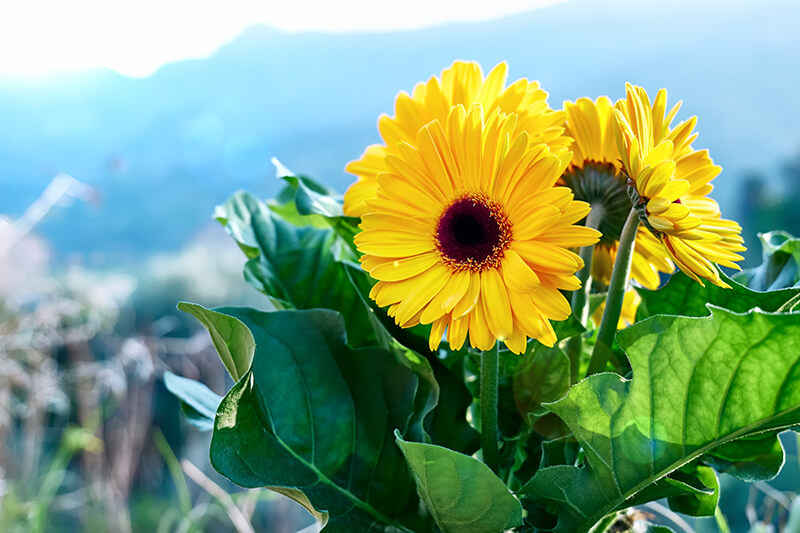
[435,194,511,272]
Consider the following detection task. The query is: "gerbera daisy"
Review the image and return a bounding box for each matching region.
[614,84,746,287]
[354,105,600,354]
[344,60,569,217]
[561,96,674,292]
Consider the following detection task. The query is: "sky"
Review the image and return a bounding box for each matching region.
[0,0,561,78]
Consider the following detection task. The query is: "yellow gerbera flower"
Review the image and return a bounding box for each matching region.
[354,105,601,354]
[344,60,569,217]
[614,84,746,287]
[561,96,674,291]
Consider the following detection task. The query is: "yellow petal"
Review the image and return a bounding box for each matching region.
[500,249,541,293]
[420,270,471,324]
[512,205,562,241]
[655,179,690,202]
[428,316,448,352]
[503,327,527,355]
[390,265,451,324]
[512,241,583,274]
[469,299,495,351]
[480,269,513,341]
[447,314,469,351]
[530,286,571,321]
[452,272,481,318]
[369,252,440,282]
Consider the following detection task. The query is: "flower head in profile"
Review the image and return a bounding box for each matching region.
[354,105,600,353]
[344,60,569,217]
[561,96,675,292]
[614,84,745,287]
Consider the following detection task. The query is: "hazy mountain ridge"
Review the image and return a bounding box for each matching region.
[1,0,798,259]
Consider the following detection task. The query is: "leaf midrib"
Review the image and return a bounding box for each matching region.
[244,316,414,533]
[258,382,415,533]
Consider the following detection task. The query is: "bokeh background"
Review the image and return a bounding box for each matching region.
[1,0,798,531]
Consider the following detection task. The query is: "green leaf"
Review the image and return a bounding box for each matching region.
[395,433,522,533]
[268,487,329,528]
[666,465,719,517]
[522,308,800,532]
[342,260,479,454]
[513,344,571,420]
[637,270,800,320]
[212,192,262,259]
[735,231,800,290]
[177,302,255,381]
[163,371,223,432]
[636,271,794,484]
[275,167,360,246]
[209,307,432,532]
[703,432,785,482]
[215,191,375,346]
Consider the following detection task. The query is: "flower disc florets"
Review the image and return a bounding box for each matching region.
[435,193,512,272]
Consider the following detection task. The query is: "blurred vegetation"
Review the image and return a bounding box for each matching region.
[739,150,800,265]
[0,179,315,532]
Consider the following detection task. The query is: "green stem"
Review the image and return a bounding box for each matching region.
[480,343,500,474]
[586,208,639,376]
[566,205,604,381]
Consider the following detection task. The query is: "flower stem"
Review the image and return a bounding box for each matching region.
[566,205,604,381]
[480,343,500,474]
[586,208,639,376]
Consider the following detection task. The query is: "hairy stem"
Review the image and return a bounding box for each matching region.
[587,208,639,376]
[566,205,604,381]
[480,343,500,474]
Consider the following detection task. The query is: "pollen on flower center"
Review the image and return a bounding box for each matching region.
[435,193,512,272]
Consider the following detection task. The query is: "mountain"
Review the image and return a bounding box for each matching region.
[1,0,798,260]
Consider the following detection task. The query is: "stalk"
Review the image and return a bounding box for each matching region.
[586,208,639,376]
[480,343,500,474]
[566,205,604,380]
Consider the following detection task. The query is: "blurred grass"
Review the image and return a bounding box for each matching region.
[0,180,313,532]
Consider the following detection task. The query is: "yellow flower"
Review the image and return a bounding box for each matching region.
[592,288,641,329]
[561,96,674,291]
[614,84,745,287]
[354,105,600,353]
[344,60,569,217]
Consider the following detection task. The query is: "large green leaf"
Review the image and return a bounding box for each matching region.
[209,307,432,532]
[214,191,374,345]
[735,231,800,291]
[635,271,797,484]
[396,433,522,532]
[637,271,800,320]
[521,308,800,532]
[342,260,479,454]
[177,302,255,380]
